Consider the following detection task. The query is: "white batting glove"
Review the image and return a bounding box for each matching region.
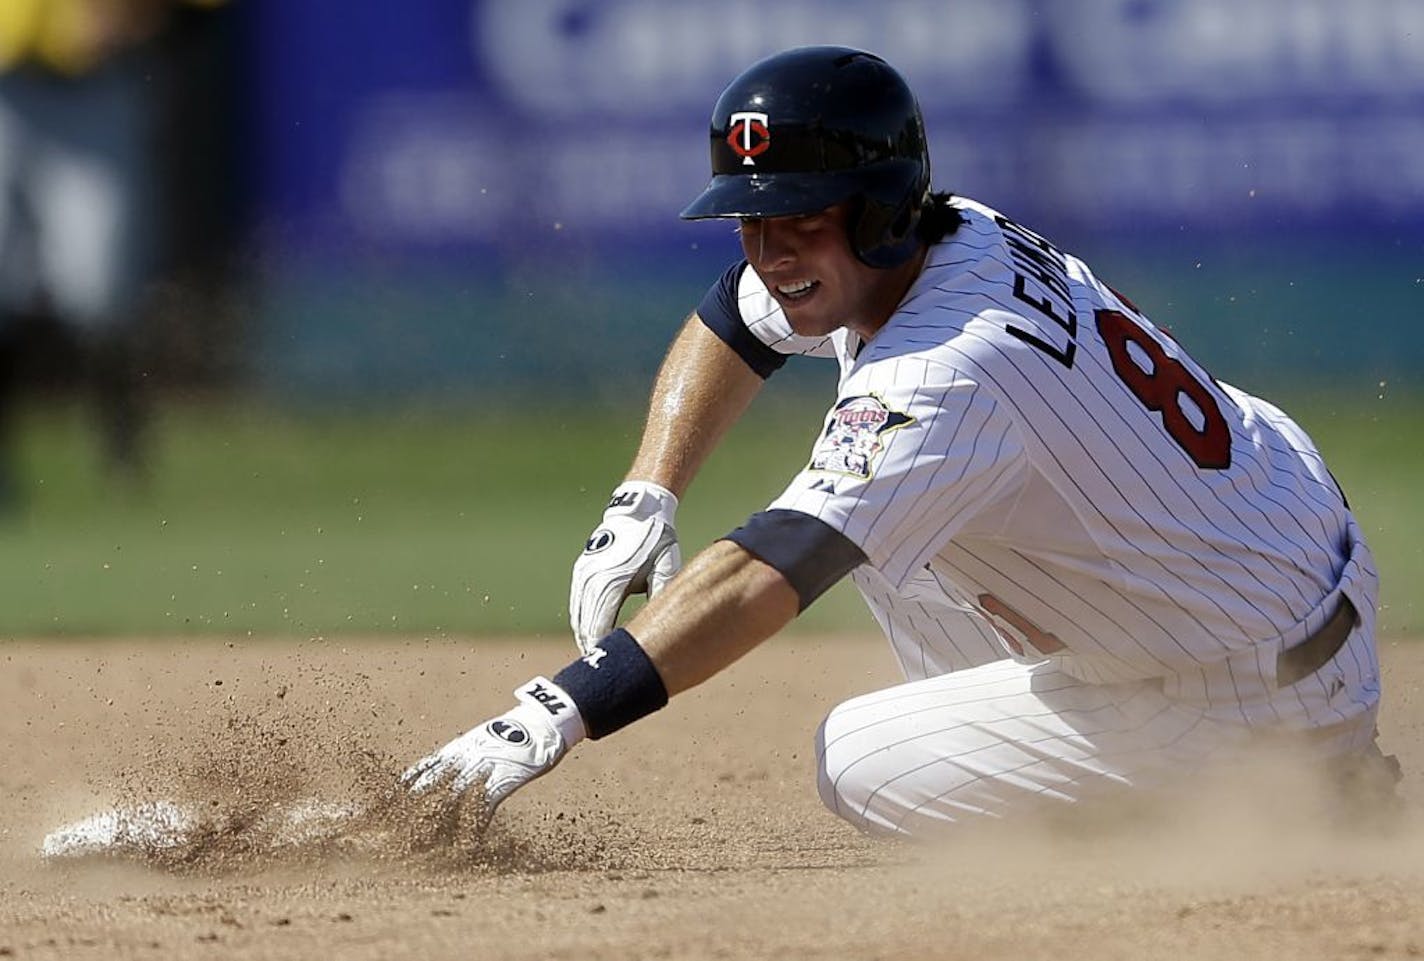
[569,481,681,654]
[401,678,586,813]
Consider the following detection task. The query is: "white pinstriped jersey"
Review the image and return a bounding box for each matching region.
[706,197,1379,726]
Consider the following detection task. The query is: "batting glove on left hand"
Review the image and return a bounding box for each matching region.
[401,679,586,814]
[569,481,681,654]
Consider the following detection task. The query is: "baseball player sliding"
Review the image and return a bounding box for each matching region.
[403,46,1396,835]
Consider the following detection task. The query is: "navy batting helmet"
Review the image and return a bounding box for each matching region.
[680,46,932,269]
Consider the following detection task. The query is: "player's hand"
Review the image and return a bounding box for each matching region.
[570,481,681,653]
[401,699,571,815]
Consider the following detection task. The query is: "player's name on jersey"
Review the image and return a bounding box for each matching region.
[994,214,1078,370]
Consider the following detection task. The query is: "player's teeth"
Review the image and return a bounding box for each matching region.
[779,280,814,295]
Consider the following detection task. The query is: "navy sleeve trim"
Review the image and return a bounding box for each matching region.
[722,509,866,612]
[696,261,788,379]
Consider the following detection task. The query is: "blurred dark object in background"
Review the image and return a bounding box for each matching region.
[0,0,242,510]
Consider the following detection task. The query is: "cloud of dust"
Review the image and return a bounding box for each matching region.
[902,741,1418,895]
[35,661,618,877]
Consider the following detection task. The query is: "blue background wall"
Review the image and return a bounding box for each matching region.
[232,0,1424,402]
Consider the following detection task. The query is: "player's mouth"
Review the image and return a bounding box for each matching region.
[775,279,819,303]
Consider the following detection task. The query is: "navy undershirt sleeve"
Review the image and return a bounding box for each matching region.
[696,261,788,379]
[722,509,867,611]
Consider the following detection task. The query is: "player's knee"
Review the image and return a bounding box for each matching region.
[813,710,853,824]
[816,691,992,839]
[814,702,891,836]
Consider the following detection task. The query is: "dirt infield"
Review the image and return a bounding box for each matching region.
[3,634,1422,961]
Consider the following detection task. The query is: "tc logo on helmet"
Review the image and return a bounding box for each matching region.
[727,111,770,166]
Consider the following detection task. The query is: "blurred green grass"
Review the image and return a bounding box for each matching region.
[1,388,1418,638]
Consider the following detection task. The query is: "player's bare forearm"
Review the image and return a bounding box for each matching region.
[626,314,764,497]
[626,539,798,696]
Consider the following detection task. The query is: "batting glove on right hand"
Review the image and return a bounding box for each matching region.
[569,481,681,654]
[401,678,585,815]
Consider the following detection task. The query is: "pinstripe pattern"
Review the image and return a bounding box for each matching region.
[815,659,1221,835]
[815,625,1378,837]
[719,197,1381,834]
[850,565,1004,679]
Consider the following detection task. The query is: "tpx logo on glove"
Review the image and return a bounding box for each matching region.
[584,529,615,554]
[487,718,530,745]
[523,682,571,716]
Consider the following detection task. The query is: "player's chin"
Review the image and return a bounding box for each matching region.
[780,296,837,338]
[785,311,839,339]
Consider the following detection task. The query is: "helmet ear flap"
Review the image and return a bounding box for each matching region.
[850,187,926,269]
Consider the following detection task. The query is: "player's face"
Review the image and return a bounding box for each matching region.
[739,203,916,341]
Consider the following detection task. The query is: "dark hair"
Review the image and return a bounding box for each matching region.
[916,192,965,246]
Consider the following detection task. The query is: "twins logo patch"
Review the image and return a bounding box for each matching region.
[809,395,914,479]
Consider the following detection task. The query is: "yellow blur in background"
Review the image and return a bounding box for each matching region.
[0,0,223,76]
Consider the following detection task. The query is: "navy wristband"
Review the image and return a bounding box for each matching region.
[553,629,669,739]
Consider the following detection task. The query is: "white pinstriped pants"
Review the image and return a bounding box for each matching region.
[818,569,1379,837]
[815,659,1245,836]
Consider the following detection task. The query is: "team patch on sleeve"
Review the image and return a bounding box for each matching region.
[809,395,915,479]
